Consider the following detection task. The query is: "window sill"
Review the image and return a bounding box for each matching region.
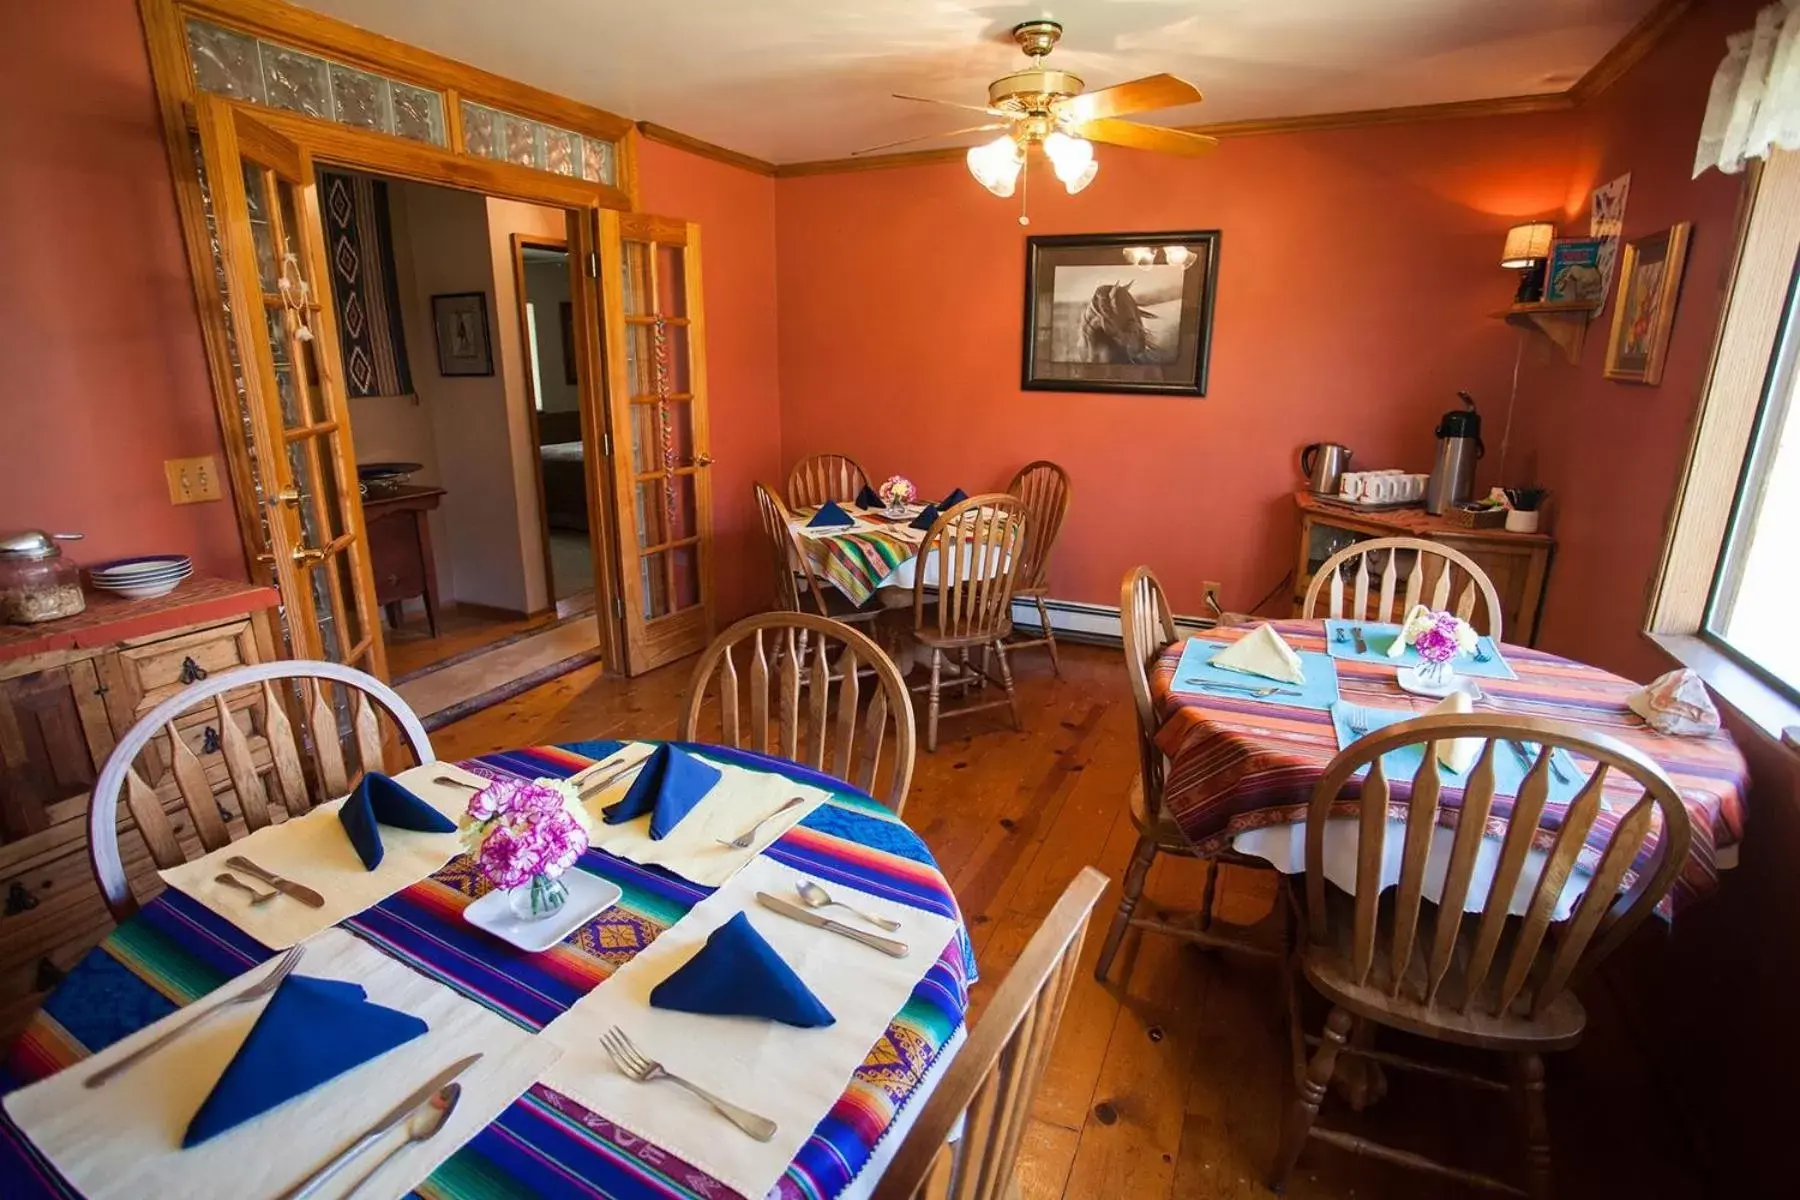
[1647,632,1800,756]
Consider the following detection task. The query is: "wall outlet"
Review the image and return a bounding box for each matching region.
[1202,580,1223,616]
[165,455,223,505]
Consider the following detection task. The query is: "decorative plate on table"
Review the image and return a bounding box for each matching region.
[464,872,623,953]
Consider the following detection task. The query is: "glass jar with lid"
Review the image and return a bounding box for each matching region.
[0,531,86,624]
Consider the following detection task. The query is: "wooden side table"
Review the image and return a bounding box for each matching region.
[362,485,445,638]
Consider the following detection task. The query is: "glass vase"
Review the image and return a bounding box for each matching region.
[508,873,569,921]
[885,499,908,518]
[1417,657,1457,688]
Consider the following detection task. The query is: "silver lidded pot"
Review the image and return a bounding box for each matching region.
[1425,392,1484,515]
[0,531,86,624]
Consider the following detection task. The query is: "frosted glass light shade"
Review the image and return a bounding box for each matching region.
[1500,222,1556,267]
[966,135,1023,197]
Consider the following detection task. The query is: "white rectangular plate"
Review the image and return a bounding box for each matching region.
[463,870,622,952]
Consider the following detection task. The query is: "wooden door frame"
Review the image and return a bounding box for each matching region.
[137,0,636,674]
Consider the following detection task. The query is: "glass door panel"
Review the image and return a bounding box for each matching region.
[197,95,385,677]
[598,212,715,673]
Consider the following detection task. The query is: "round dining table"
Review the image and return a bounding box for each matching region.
[1150,620,1750,913]
[0,740,975,1200]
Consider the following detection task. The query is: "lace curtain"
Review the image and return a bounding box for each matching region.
[1695,0,1800,175]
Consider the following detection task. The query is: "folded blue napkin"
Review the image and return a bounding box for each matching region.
[650,912,834,1027]
[941,487,967,508]
[603,744,722,839]
[806,500,855,528]
[855,484,882,509]
[183,974,427,1147]
[338,773,457,871]
[909,503,941,531]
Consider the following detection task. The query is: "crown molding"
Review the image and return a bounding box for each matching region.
[636,121,777,176]
[664,0,1697,180]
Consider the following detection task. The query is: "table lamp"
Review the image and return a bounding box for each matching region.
[1501,222,1556,303]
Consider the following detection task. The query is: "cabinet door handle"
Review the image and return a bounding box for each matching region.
[180,656,209,685]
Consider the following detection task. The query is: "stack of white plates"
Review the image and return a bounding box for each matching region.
[89,555,193,600]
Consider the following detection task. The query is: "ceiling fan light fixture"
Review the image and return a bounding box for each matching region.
[1064,158,1099,194]
[1043,132,1094,184]
[967,134,1023,197]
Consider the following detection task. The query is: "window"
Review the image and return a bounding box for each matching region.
[1706,259,1800,697]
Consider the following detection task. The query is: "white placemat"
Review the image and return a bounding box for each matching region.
[580,743,827,887]
[538,855,959,1200]
[156,762,485,949]
[3,927,560,1200]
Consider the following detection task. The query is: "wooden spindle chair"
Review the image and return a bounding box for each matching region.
[787,453,870,510]
[1302,536,1505,640]
[88,661,433,920]
[753,480,879,626]
[1275,711,1692,1199]
[1004,459,1072,675]
[1100,566,1282,981]
[679,611,916,815]
[911,494,1029,753]
[872,867,1109,1200]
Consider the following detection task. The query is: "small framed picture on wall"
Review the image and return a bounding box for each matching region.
[1021,231,1221,396]
[1544,238,1606,306]
[431,291,494,377]
[1604,223,1691,385]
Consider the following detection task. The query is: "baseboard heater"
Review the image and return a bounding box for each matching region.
[1009,597,1216,647]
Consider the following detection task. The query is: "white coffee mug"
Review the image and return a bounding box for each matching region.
[1341,473,1365,501]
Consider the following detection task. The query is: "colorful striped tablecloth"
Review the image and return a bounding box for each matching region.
[0,741,975,1200]
[790,511,924,606]
[1151,622,1750,912]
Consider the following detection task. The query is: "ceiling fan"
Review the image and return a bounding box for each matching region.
[857,20,1218,210]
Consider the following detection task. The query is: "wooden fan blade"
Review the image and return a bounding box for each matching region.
[852,123,1007,156]
[1062,74,1203,123]
[892,93,1004,117]
[1076,117,1218,157]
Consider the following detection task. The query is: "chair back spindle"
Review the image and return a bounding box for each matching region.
[787,453,870,510]
[872,867,1109,1200]
[912,495,1029,645]
[89,661,433,920]
[1305,712,1691,1021]
[680,612,916,815]
[1303,537,1505,640]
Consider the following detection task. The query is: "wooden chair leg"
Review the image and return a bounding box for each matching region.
[1272,1005,1353,1194]
[1033,594,1061,676]
[1095,833,1157,981]
[1514,1052,1553,1200]
[992,641,1022,730]
[926,649,943,754]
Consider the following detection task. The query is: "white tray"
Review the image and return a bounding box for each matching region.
[463,870,622,952]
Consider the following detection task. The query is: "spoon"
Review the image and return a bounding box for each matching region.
[216,872,277,907]
[345,1082,462,1198]
[796,880,902,932]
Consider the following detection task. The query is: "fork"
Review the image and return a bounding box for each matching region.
[85,944,304,1088]
[599,1027,777,1141]
[716,796,807,849]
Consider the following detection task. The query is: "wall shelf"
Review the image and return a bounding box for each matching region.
[1493,300,1599,365]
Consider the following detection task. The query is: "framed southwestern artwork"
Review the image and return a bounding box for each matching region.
[1604,223,1692,385]
[1022,231,1221,395]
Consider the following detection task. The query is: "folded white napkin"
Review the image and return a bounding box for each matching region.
[1388,603,1436,658]
[1424,691,1481,772]
[158,762,486,949]
[1626,668,1721,736]
[1211,623,1306,684]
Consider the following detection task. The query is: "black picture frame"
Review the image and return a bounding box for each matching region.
[1021,231,1221,396]
[431,291,494,377]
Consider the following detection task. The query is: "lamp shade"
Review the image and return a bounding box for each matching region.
[1500,222,1556,268]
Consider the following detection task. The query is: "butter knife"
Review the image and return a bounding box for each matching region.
[225,855,326,908]
[275,1054,481,1200]
[1351,626,1369,654]
[755,892,909,958]
[577,758,648,801]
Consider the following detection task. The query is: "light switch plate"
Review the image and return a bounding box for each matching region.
[164,456,223,504]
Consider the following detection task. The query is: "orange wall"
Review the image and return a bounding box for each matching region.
[0,0,241,577]
[773,112,1583,617]
[1512,0,1755,681]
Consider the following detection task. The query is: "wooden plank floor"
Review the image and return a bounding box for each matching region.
[428,640,1705,1199]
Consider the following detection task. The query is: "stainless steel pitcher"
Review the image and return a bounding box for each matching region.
[1299,443,1353,495]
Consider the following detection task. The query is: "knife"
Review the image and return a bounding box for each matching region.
[1351,626,1369,654]
[225,855,326,908]
[756,892,909,958]
[576,758,648,801]
[275,1053,481,1200]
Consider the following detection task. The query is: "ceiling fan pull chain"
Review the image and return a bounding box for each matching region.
[1018,151,1030,227]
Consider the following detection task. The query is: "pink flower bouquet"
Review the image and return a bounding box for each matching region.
[1389,604,1478,683]
[462,777,591,918]
[877,475,918,512]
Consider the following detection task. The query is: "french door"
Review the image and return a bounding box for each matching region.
[597,213,716,673]
[196,95,385,677]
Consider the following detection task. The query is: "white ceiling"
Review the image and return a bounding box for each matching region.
[294,0,1659,164]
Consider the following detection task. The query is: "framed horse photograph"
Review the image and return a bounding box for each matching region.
[1021,231,1221,395]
